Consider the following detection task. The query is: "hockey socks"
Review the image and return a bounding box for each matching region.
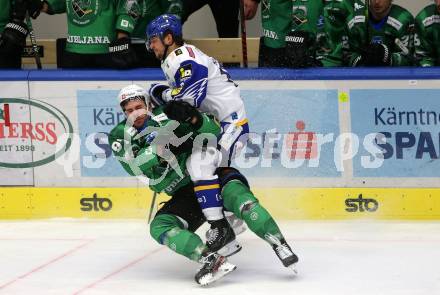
[222,180,284,242]
[194,178,223,221]
[150,214,206,261]
[222,180,299,271]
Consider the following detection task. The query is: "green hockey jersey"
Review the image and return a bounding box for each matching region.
[108,107,221,195]
[291,0,324,36]
[415,4,440,67]
[45,0,138,54]
[347,3,414,66]
[261,0,323,48]
[130,0,183,39]
[319,0,356,66]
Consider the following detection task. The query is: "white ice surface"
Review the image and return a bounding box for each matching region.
[1,220,440,295]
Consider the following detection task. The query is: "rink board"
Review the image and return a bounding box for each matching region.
[2,68,440,220]
[1,187,440,220]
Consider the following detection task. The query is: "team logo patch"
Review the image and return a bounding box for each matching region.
[175,49,183,56]
[179,64,192,81]
[111,141,122,153]
[145,131,158,144]
[292,6,307,26]
[371,36,383,44]
[261,0,270,14]
[120,20,129,28]
[171,87,182,96]
[67,0,99,26]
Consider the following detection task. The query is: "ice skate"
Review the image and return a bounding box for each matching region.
[265,233,299,274]
[195,252,237,286]
[206,218,242,257]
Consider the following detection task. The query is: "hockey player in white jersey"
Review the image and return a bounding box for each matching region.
[146,14,250,258]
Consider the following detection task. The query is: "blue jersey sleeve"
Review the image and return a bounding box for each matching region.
[171,60,208,108]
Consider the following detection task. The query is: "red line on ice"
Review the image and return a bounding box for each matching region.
[0,240,93,290]
[72,247,164,295]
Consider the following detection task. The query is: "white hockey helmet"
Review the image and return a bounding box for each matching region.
[118,84,149,109]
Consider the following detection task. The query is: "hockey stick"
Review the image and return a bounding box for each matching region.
[147,191,158,224]
[25,13,42,69]
[239,0,248,68]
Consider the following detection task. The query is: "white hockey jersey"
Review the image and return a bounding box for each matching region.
[161,44,245,122]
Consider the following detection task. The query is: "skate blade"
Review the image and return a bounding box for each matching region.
[217,240,242,257]
[227,217,247,236]
[288,263,298,275]
[198,262,237,286]
[232,222,247,236]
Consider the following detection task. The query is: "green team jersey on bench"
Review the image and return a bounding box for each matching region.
[45,0,137,54]
[415,4,440,67]
[347,3,414,66]
[262,0,323,48]
[319,0,356,66]
[130,0,183,39]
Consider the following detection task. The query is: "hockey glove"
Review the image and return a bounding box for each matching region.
[148,83,169,107]
[26,0,45,19]
[11,0,28,21]
[109,37,138,69]
[163,100,203,130]
[285,31,315,68]
[258,37,287,67]
[362,43,391,66]
[0,20,28,53]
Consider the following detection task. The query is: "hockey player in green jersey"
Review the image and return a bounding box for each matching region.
[27,0,182,68]
[415,0,440,67]
[0,0,28,68]
[286,0,324,67]
[319,0,356,66]
[348,0,414,66]
[255,0,324,67]
[129,0,182,39]
[27,0,139,68]
[109,84,299,285]
[124,0,183,67]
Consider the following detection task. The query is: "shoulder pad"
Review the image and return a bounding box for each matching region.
[389,4,414,22]
[169,45,197,65]
[387,16,404,31]
[421,14,440,28]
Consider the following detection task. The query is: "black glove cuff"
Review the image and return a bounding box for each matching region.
[363,43,391,66]
[285,30,310,47]
[5,21,28,37]
[285,31,314,68]
[381,43,391,65]
[109,37,130,53]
